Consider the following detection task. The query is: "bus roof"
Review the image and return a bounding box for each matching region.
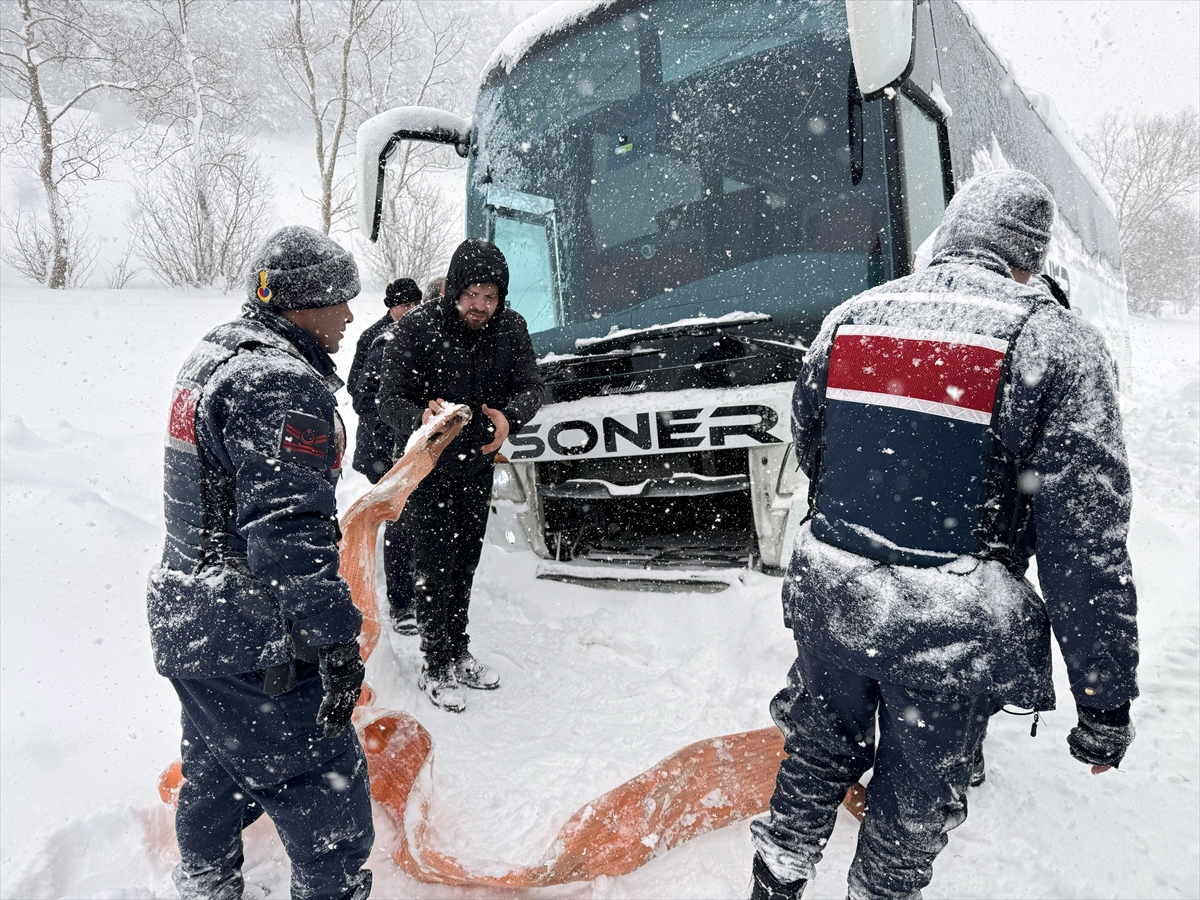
[481,0,621,86]
[477,0,1115,220]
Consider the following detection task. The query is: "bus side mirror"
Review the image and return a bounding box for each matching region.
[845,0,917,99]
[356,107,472,241]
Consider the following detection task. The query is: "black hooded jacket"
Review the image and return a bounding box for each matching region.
[376,240,543,475]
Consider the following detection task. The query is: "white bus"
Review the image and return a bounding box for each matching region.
[357,0,1130,589]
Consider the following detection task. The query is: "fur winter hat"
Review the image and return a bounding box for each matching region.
[443,239,509,311]
[931,170,1055,274]
[246,225,360,310]
[384,277,422,308]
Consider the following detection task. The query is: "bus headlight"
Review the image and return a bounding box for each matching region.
[492,463,525,502]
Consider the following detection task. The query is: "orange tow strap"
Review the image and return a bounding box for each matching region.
[157,403,865,885]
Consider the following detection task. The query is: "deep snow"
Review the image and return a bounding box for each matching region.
[0,279,1197,898]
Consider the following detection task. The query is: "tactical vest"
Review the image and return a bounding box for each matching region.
[161,319,343,574]
[809,311,1034,568]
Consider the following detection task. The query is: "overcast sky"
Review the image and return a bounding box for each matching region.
[964,0,1200,131]
[504,0,1200,136]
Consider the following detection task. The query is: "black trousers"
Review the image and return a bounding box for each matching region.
[750,646,993,900]
[169,665,374,900]
[383,518,414,618]
[401,466,493,672]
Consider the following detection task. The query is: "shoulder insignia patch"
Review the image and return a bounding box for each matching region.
[279,409,332,468]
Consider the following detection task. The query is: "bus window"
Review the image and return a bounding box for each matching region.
[896,94,948,260]
[656,1,839,83]
[493,214,560,333]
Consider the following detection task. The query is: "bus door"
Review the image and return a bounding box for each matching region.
[888,89,953,273]
[485,186,565,333]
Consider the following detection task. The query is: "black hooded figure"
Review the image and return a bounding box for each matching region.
[377,239,542,711]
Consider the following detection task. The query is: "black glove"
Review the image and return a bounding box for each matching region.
[1067,701,1134,768]
[316,640,365,738]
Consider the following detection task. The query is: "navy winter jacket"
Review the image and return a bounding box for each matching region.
[785,255,1138,713]
[147,305,361,678]
[350,325,399,483]
[347,312,394,405]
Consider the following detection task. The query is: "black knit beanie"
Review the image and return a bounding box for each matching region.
[246,225,360,310]
[444,239,509,311]
[384,277,422,308]
[932,170,1055,273]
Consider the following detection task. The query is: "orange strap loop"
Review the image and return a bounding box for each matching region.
[157,402,864,886]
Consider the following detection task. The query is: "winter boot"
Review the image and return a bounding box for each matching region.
[970,743,987,787]
[454,651,500,690]
[750,853,806,900]
[391,610,419,635]
[418,665,466,712]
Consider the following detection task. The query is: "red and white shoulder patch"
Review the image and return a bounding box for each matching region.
[166,382,200,455]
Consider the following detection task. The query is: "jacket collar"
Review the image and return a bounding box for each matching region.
[241,303,344,392]
[928,247,1013,279]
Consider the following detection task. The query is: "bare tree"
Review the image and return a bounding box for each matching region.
[0,0,135,288]
[1080,109,1200,315]
[0,197,96,286]
[358,177,456,286]
[118,0,272,288]
[133,142,271,288]
[347,2,473,280]
[271,0,386,235]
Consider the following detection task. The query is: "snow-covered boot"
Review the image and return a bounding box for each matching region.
[391,611,419,635]
[970,743,986,787]
[750,853,806,900]
[455,651,501,690]
[418,665,466,712]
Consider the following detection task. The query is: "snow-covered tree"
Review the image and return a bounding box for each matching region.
[351,1,476,284]
[269,0,388,236]
[1081,109,1200,316]
[118,0,272,288]
[0,0,134,288]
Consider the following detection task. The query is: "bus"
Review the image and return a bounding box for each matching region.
[356,0,1130,590]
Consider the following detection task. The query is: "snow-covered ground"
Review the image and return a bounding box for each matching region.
[1,276,1197,899]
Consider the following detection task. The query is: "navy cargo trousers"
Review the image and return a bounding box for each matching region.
[170,663,374,900]
[751,646,993,900]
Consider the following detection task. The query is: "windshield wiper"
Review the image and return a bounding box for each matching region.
[731,335,808,363]
[574,312,772,355]
[538,346,664,371]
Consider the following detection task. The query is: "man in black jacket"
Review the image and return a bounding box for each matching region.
[347,277,422,400]
[377,240,542,711]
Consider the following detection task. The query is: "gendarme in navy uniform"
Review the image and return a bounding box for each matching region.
[749,171,1139,900]
[147,226,373,900]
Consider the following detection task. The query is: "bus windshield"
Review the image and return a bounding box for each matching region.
[470,0,895,355]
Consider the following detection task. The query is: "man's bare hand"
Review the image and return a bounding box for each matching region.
[481,404,509,454]
[422,398,447,426]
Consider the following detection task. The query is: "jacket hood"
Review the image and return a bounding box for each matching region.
[931,170,1055,276]
[442,239,510,318]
